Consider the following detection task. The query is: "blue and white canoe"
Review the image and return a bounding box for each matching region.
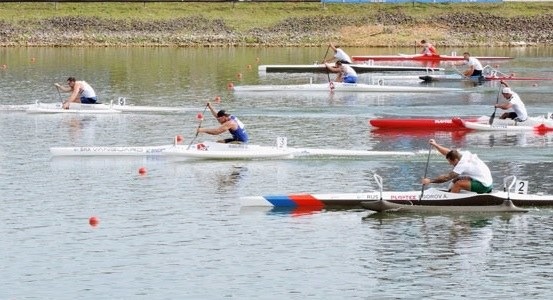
[232,82,462,93]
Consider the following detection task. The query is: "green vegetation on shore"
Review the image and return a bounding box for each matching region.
[1,2,553,47]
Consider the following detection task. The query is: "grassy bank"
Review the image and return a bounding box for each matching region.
[1,2,553,47]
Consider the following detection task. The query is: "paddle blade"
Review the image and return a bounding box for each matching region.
[489,110,496,125]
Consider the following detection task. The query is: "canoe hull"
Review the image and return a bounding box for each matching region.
[361,199,528,213]
[26,101,193,114]
[233,82,462,93]
[352,54,513,62]
[420,74,553,82]
[369,117,485,130]
[241,188,553,208]
[50,145,174,156]
[49,140,419,159]
[457,117,553,132]
[27,102,120,114]
[258,64,443,73]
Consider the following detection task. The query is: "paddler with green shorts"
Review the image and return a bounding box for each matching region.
[421,139,493,194]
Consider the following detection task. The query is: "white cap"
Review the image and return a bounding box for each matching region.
[502,87,512,94]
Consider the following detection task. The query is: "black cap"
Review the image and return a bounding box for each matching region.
[217,110,229,118]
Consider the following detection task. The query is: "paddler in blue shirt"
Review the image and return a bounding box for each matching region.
[197,102,249,143]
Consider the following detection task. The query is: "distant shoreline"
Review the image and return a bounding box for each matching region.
[1,3,552,47]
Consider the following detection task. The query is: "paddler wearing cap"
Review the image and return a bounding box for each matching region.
[495,81,528,122]
[197,102,249,143]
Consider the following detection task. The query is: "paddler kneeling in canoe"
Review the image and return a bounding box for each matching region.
[54,77,98,109]
[421,139,493,194]
[325,61,358,83]
[197,102,249,144]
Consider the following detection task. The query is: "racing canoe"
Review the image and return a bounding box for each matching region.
[352,53,513,62]
[163,140,419,161]
[50,138,419,160]
[369,116,487,130]
[50,144,174,156]
[361,199,527,213]
[26,98,195,114]
[241,174,553,208]
[232,82,462,93]
[453,117,553,132]
[258,64,443,73]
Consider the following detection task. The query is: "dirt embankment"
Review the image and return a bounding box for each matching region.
[1,12,552,47]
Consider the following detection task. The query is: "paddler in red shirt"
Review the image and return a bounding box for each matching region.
[420,40,439,56]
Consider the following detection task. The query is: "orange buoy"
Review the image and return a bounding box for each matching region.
[247,64,252,70]
[227,82,234,90]
[214,95,221,103]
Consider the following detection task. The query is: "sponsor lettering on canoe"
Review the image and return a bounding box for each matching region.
[433,120,453,124]
[391,193,447,200]
[74,147,148,153]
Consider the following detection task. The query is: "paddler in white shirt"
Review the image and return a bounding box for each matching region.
[54,77,98,109]
[495,81,528,122]
[461,52,483,77]
[326,42,352,64]
[325,61,358,83]
[421,139,493,194]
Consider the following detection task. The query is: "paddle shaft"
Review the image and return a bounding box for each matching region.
[322,45,334,91]
[489,84,503,125]
[56,86,63,102]
[187,104,209,150]
[420,144,432,201]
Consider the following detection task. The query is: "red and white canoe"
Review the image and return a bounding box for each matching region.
[368,116,487,130]
[352,53,513,62]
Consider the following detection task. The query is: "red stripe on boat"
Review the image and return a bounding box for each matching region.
[289,194,324,207]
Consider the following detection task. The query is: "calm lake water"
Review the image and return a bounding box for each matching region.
[1,46,553,299]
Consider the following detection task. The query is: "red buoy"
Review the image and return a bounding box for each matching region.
[138,167,147,175]
[89,216,100,227]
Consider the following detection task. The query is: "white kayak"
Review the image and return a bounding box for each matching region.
[26,98,195,114]
[232,82,462,93]
[454,115,553,132]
